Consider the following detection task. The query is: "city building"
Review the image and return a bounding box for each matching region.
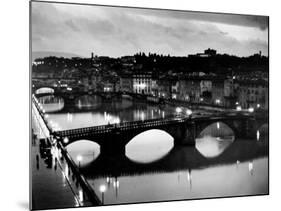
[189,48,217,58]
[200,79,212,94]
[211,78,225,106]
[120,75,133,93]
[224,78,238,107]
[171,81,180,99]
[178,78,201,102]
[237,80,268,110]
[133,72,152,94]
[157,79,171,98]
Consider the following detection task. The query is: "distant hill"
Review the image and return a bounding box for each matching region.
[32,51,82,61]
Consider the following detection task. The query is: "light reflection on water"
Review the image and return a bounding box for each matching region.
[35,95,268,204]
[38,95,64,112]
[38,95,176,130]
[90,157,268,204]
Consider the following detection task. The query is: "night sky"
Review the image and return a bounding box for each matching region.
[32,2,268,58]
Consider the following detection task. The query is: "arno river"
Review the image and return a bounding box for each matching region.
[36,95,269,205]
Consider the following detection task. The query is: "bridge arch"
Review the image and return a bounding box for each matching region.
[37,95,65,113]
[194,119,247,140]
[125,129,174,164]
[65,139,101,167]
[35,87,55,95]
[198,121,235,139]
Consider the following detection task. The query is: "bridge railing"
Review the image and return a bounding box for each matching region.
[55,116,189,137]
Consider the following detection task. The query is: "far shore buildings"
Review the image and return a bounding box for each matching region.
[133,71,153,94]
[237,80,269,110]
[32,50,269,110]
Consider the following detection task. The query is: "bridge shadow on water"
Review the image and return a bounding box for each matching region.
[80,137,268,179]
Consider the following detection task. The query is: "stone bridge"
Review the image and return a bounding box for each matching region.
[52,113,267,157]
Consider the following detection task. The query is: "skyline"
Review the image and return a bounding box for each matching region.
[32,2,269,58]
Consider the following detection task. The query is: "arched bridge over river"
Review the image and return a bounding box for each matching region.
[53,114,267,157]
[32,94,268,158]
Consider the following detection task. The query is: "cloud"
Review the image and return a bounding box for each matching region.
[31,2,268,57]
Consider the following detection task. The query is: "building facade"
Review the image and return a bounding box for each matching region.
[238,80,268,110]
[133,72,152,94]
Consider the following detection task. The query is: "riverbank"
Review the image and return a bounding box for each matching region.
[31,102,95,209]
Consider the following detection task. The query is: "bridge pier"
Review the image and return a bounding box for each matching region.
[235,119,258,139]
[171,123,196,146]
[99,134,126,158]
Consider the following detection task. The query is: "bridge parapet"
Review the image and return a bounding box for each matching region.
[54,116,189,139]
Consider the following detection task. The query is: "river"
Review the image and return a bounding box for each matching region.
[37,94,269,205]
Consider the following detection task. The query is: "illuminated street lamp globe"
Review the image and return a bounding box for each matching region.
[77,155,83,162]
[99,184,106,193]
[77,155,83,168]
[248,107,254,113]
[236,106,242,111]
[176,107,182,114]
[63,137,69,144]
[186,109,192,116]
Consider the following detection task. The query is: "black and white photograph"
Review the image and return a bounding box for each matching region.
[30,1,269,210]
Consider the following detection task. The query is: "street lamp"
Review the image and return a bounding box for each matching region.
[77,155,83,168]
[236,106,242,111]
[176,107,182,114]
[248,107,254,113]
[63,137,69,144]
[99,184,107,204]
[186,109,192,116]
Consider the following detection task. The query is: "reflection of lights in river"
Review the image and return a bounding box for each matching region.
[217,122,220,130]
[257,130,260,141]
[67,113,73,122]
[64,165,69,179]
[79,189,84,203]
[187,171,191,182]
[113,180,119,188]
[236,160,240,170]
[187,169,192,190]
[248,161,254,175]
[140,112,145,121]
[104,111,121,124]
[78,100,82,109]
